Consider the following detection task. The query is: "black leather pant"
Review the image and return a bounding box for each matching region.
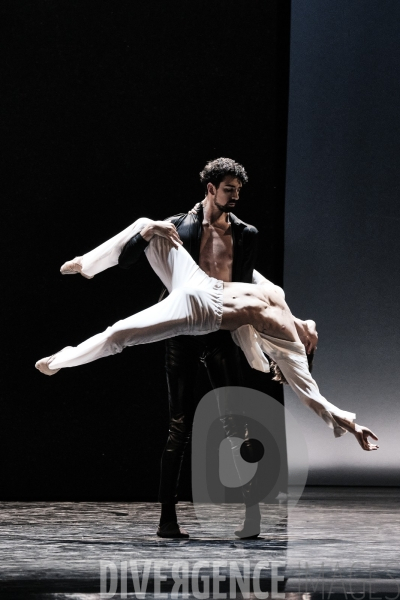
[158,329,259,505]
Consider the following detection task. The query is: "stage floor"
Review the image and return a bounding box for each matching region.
[0,487,399,599]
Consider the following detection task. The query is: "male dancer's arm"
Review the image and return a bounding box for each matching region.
[119,219,182,269]
[241,225,259,281]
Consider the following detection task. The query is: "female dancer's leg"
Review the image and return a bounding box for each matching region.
[44,289,211,371]
[65,216,218,293]
[78,218,153,278]
[36,221,223,374]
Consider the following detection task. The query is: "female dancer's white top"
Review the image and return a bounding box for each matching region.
[231,324,355,437]
[77,217,356,437]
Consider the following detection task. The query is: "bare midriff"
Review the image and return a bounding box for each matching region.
[220,281,300,342]
[199,221,233,282]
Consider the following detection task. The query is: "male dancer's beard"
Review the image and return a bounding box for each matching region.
[214,197,236,213]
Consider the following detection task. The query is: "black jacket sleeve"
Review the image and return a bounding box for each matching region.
[118,231,149,269]
[241,225,259,282]
[118,215,185,269]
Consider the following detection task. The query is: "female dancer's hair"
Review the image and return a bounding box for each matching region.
[199,157,249,189]
[270,352,315,384]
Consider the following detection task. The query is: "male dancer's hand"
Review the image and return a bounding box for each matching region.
[294,318,318,354]
[303,320,318,354]
[140,221,183,249]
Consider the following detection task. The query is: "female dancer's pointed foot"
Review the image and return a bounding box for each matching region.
[60,257,93,279]
[35,356,60,376]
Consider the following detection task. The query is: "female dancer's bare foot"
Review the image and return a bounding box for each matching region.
[60,257,93,279]
[35,356,60,376]
[333,415,379,451]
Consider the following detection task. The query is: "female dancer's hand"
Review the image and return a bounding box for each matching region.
[140,221,183,248]
[334,415,379,451]
[353,425,379,451]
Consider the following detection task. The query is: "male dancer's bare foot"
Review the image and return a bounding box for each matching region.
[333,416,379,451]
[60,257,93,279]
[35,356,60,376]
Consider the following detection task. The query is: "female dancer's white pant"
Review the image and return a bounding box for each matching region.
[47,217,356,438]
[49,219,223,370]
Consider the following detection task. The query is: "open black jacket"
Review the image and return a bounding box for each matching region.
[118,204,259,289]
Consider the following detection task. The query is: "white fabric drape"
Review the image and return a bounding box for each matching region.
[231,324,356,437]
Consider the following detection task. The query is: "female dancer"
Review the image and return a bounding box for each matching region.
[35,218,378,452]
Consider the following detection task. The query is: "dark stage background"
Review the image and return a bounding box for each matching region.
[284,0,400,484]
[3,1,290,499]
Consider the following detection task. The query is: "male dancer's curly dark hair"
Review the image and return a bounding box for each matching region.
[270,352,315,384]
[199,157,249,190]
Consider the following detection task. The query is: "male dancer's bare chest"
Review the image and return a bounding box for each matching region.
[198,222,233,282]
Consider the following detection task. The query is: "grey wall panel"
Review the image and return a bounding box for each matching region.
[285,0,400,484]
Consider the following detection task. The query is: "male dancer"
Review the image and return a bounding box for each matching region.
[118,158,294,538]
